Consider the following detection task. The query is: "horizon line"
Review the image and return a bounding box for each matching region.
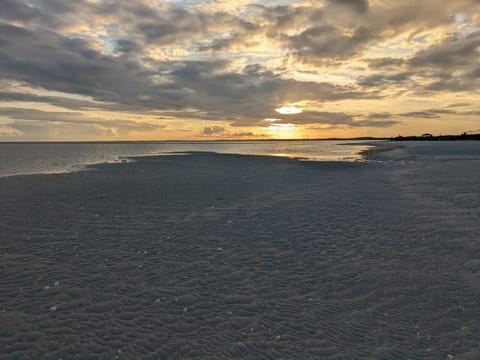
[0,137,389,144]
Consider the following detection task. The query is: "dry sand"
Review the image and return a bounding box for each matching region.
[1,142,479,359]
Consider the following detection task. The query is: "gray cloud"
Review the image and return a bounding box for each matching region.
[284,25,372,62]
[358,72,412,87]
[367,58,405,69]
[264,111,399,128]
[359,32,480,93]
[114,39,141,54]
[231,131,258,137]
[203,125,225,135]
[350,119,399,128]
[409,32,480,68]
[0,23,154,104]
[0,107,166,132]
[0,0,65,29]
[425,77,479,92]
[399,111,441,119]
[0,20,375,127]
[447,103,472,108]
[397,108,480,119]
[404,31,480,92]
[0,91,101,110]
[367,112,394,119]
[278,111,355,125]
[273,1,480,65]
[327,0,369,13]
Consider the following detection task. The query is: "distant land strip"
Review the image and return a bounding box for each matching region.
[391,133,480,141]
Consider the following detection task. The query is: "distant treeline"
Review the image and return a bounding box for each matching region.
[391,132,480,141]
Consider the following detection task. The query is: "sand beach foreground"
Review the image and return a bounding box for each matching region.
[1,142,479,359]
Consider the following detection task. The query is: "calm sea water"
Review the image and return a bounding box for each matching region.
[0,140,375,177]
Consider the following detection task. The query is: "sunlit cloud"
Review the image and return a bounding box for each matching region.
[276,106,303,115]
[265,118,281,122]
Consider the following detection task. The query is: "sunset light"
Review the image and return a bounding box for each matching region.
[1,2,479,358]
[275,106,303,115]
[0,0,478,141]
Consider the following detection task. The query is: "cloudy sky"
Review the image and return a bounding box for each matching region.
[0,0,479,140]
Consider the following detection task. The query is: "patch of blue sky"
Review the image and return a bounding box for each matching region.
[98,35,117,55]
[410,34,429,44]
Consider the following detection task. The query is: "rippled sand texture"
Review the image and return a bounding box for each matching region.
[1,144,479,359]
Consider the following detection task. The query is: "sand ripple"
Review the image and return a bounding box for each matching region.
[1,152,479,359]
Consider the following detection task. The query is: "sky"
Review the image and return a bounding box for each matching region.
[0,0,479,141]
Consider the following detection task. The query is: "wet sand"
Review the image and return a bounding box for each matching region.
[1,142,479,359]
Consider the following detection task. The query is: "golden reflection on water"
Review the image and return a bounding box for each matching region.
[266,145,371,161]
[269,153,294,158]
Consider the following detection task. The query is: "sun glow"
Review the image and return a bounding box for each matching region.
[275,106,303,115]
[268,123,295,130]
[267,123,302,139]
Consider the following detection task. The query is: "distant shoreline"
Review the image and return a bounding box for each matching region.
[391,133,480,141]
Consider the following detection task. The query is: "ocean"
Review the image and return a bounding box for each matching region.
[0,140,375,177]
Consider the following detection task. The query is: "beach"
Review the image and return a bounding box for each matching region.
[1,141,479,359]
